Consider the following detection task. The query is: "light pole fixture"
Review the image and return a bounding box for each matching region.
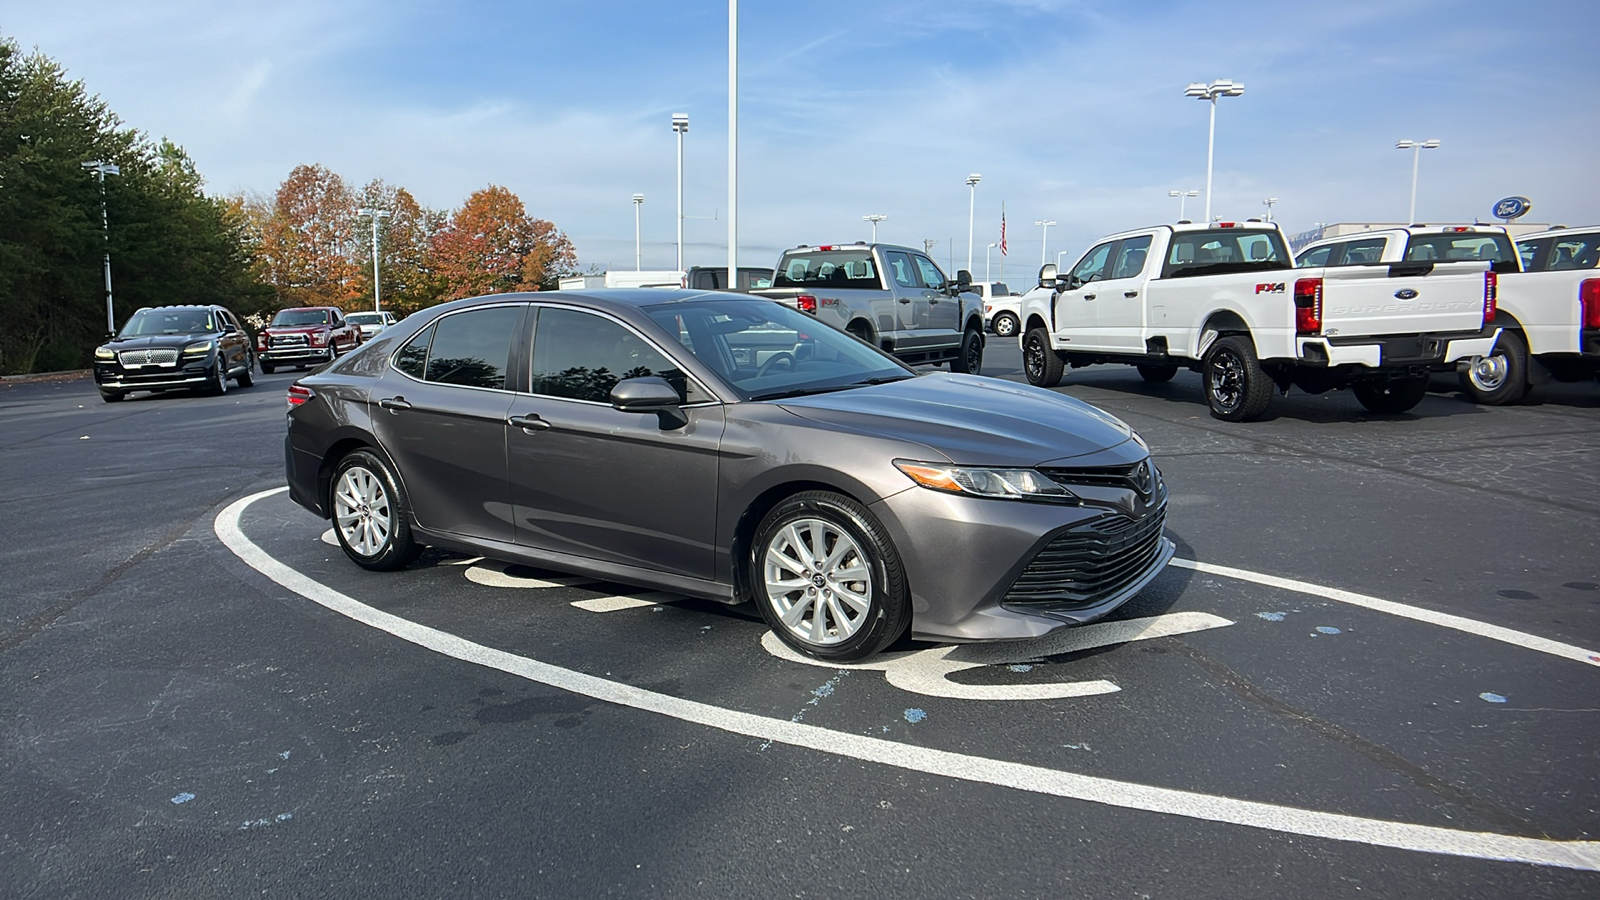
[1168,189,1199,221]
[1035,219,1056,266]
[863,214,887,243]
[728,0,738,281]
[1262,197,1278,222]
[356,208,390,311]
[1395,138,1440,224]
[82,160,120,334]
[1056,249,1071,268]
[1183,78,1245,223]
[672,113,688,271]
[965,173,981,273]
[986,242,998,282]
[632,193,645,271]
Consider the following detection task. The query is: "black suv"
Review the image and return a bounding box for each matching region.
[93,305,255,403]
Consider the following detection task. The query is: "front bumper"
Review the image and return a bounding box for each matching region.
[260,347,335,364]
[869,486,1172,643]
[94,358,213,390]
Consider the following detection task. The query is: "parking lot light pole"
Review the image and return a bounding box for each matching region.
[1395,139,1440,224]
[356,208,390,312]
[1262,197,1278,223]
[1169,189,1198,221]
[863,214,887,243]
[1035,220,1055,266]
[965,173,981,273]
[633,193,645,271]
[986,242,997,282]
[1184,79,1245,223]
[82,160,120,333]
[672,114,688,271]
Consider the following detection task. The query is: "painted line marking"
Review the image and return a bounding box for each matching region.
[761,612,1235,701]
[464,562,597,590]
[216,489,1600,871]
[1171,558,1600,668]
[571,593,676,613]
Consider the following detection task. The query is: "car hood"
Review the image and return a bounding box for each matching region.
[775,373,1138,467]
[107,333,215,350]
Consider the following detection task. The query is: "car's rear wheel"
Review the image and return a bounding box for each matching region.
[950,328,983,375]
[99,389,124,403]
[1353,375,1429,414]
[1458,330,1529,405]
[992,312,1019,337]
[751,491,909,661]
[1203,335,1272,421]
[1023,326,1064,388]
[1137,364,1179,383]
[331,449,421,571]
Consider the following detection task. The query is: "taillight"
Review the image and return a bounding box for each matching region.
[1294,277,1323,335]
[1484,271,1497,325]
[796,294,818,313]
[287,384,314,409]
[1581,279,1600,329]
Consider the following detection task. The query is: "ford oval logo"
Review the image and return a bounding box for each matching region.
[1395,289,1419,300]
[1492,196,1531,220]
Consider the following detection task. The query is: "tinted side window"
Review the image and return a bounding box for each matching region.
[911,255,946,290]
[1110,236,1153,279]
[424,307,520,389]
[395,325,432,378]
[1071,242,1115,283]
[884,251,917,289]
[530,308,703,404]
[1340,238,1386,265]
[1297,246,1333,267]
[1548,234,1599,270]
[1517,238,1546,271]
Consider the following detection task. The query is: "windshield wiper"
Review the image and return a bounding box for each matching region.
[749,385,857,401]
[850,375,914,386]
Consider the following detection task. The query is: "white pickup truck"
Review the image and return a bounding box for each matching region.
[1018,222,1500,420]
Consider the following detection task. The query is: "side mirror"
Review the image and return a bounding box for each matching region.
[955,269,973,286]
[223,322,238,334]
[1038,263,1058,287]
[610,376,688,429]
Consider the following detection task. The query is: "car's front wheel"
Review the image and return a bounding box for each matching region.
[751,491,909,661]
[331,449,421,571]
[236,353,255,388]
[206,361,228,395]
[992,312,1019,337]
[99,389,125,403]
[1023,326,1064,388]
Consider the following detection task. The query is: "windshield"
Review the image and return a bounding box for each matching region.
[1161,229,1291,278]
[272,309,332,326]
[773,250,881,289]
[347,313,385,325]
[643,298,911,401]
[1404,232,1518,273]
[118,308,216,336]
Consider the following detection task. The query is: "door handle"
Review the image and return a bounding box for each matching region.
[898,297,911,304]
[508,414,551,432]
[378,397,412,411]
[1124,291,1139,298]
[1083,294,1096,301]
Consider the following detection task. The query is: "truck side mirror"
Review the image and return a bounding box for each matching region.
[955,269,973,286]
[1038,263,1058,287]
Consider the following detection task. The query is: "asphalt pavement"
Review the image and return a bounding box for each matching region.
[1,346,1597,899]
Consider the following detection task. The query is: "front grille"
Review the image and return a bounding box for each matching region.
[1039,461,1156,493]
[1002,504,1167,610]
[269,334,309,348]
[118,349,179,366]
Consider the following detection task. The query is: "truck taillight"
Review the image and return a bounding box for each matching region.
[1484,271,1497,325]
[287,384,314,409]
[796,294,818,313]
[1293,277,1323,335]
[1582,279,1600,329]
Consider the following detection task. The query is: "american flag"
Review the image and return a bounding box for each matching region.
[1000,204,1008,256]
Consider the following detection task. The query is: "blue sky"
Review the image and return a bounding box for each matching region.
[5,0,1597,277]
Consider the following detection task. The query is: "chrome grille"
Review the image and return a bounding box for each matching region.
[118,349,179,366]
[270,334,309,348]
[1002,503,1168,610]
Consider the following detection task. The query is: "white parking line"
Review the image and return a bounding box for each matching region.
[217,489,1600,871]
[1171,558,1600,668]
[571,593,677,613]
[464,562,597,590]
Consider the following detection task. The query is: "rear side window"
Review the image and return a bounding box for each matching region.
[1297,245,1333,267]
[423,306,521,390]
[395,326,432,379]
[1547,234,1600,270]
[773,250,880,288]
[1110,236,1153,279]
[1340,238,1387,265]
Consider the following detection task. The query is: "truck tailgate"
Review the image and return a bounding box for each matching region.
[1317,262,1489,338]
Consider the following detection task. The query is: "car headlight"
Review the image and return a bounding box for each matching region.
[893,460,1074,501]
[94,346,115,360]
[183,340,214,355]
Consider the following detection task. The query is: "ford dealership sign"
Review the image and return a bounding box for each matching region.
[1493,196,1531,221]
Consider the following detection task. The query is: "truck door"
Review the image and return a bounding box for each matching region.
[1095,235,1154,353]
[911,254,962,343]
[882,251,928,350]
[1054,241,1115,349]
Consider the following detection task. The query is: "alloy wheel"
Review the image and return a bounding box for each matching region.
[761,517,873,647]
[334,465,393,557]
[1468,354,1509,391]
[1208,349,1243,412]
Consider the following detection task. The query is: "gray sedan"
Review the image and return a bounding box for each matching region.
[284,290,1172,660]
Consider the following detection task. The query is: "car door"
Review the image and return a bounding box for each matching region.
[1053,241,1115,349]
[369,304,524,543]
[506,305,723,581]
[881,250,925,349]
[911,254,962,344]
[1094,236,1154,353]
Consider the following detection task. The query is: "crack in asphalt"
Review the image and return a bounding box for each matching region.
[1168,637,1541,837]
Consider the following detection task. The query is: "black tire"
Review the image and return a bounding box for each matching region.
[1353,375,1429,414]
[206,360,228,395]
[1203,335,1272,421]
[992,312,1019,338]
[236,353,255,388]
[1137,364,1179,383]
[846,322,875,347]
[750,491,910,662]
[950,328,983,375]
[1023,326,1064,388]
[261,361,276,374]
[99,389,125,403]
[1457,330,1529,405]
[330,449,422,571]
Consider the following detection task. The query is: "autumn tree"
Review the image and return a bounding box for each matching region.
[258,163,360,308]
[353,178,444,315]
[430,185,577,300]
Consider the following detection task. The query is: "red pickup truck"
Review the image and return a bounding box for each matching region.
[257,307,362,373]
